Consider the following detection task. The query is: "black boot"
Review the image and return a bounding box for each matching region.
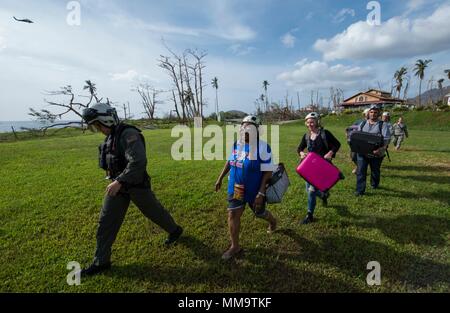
[302,213,314,225]
[321,191,329,207]
[165,226,183,245]
[81,262,111,277]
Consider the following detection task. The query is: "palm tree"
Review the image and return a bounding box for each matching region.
[445,69,450,80]
[211,77,219,122]
[83,80,99,103]
[262,80,270,112]
[414,59,432,107]
[394,67,408,99]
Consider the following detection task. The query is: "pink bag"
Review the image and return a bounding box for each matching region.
[296,152,344,192]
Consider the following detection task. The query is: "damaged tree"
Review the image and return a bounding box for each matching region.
[158,45,207,123]
[28,80,105,134]
[133,83,162,120]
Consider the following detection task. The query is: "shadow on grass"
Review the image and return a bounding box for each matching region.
[402,148,450,153]
[101,224,449,291]
[107,246,363,292]
[275,229,449,289]
[380,186,450,206]
[358,215,450,246]
[331,204,450,247]
[329,205,363,220]
[387,174,450,185]
[386,165,450,173]
[176,234,222,262]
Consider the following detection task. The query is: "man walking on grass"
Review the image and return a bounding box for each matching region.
[355,105,391,196]
[80,103,183,276]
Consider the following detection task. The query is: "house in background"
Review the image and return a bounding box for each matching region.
[444,93,450,106]
[340,89,407,110]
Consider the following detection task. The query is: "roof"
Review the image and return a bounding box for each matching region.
[342,92,403,103]
[367,89,392,94]
[340,99,406,107]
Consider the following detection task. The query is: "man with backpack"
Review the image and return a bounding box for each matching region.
[80,103,183,276]
[355,105,391,196]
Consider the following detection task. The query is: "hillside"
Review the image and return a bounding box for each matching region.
[322,111,450,131]
[407,85,450,104]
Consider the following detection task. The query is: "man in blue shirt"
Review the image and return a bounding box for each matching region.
[215,115,277,260]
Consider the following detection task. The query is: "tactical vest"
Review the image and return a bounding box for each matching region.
[98,123,146,180]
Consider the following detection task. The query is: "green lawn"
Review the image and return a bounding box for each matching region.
[0,115,449,292]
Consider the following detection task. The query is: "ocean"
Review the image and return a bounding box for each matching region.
[0,121,81,133]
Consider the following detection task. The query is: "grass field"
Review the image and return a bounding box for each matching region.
[0,113,449,292]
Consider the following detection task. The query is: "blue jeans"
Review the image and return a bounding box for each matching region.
[306,182,324,215]
[356,154,383,194]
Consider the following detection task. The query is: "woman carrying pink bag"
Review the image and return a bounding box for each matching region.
[297,112,341,225]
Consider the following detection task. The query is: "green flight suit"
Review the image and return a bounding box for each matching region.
[93,125,178,266]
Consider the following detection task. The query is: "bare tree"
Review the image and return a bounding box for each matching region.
[187,49,207,119]
[133,83,163,120]
[158,44,208,123]
[28,80,104,133]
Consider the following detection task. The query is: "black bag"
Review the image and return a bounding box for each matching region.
[350,131,384,157]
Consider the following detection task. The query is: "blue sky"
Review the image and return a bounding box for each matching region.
[1,0,449,120]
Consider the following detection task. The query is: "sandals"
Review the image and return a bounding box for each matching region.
[267,219,277,234]
[221,247,243,260]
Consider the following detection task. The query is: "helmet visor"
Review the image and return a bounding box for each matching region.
[82,107,114,124]
[82,108,99,124]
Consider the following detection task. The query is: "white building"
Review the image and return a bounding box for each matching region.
[445,93,450,106]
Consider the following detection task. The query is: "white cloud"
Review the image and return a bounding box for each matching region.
[405,0,427,15]
[208,2,256,41]
[107,13,201,37]
[333,8,355,23]
[0,27,6,51]
[229,44,256,56]
[306,12,314,20]
[107,10,255,42]
[314,4,450,61]
[215,24,255,41]
[110,69,139,82]
[277,58,375,89]
[281,33,296,48]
